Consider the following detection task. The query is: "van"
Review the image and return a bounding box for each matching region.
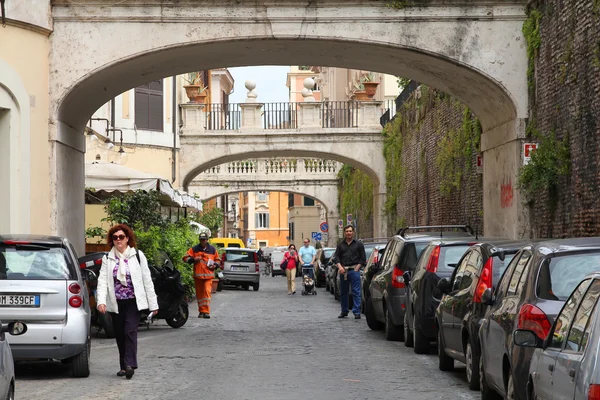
[209,237,244,249]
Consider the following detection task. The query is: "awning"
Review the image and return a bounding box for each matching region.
[85,161,202,211]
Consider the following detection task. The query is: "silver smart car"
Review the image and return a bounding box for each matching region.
[221,248,261,291]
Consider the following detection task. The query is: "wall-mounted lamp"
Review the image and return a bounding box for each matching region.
[107,128,127,164]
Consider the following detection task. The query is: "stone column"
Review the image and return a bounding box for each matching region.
[358,101,383,128]
[240,80,263,130]
[180,103,205,135]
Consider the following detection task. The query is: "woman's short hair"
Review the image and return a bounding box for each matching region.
[106,224,137,248]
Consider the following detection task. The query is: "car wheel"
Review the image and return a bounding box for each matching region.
[253,283,260,291]
[365,297,384,331]
[70,338,91,377]
[384,308,404,341]
[166,300,189,328]
[5,383,13,400]
[466,338,480,390]
[437,327,454,371]
[480,356,502,400]
[505,368,516,400]
[404,312,414,347]
[413,315,430,354]
[99,312,115,339]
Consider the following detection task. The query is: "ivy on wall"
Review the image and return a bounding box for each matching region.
[337,164,374,236]
[382,113,406,227]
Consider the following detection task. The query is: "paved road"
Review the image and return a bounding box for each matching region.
[16,277,478,400]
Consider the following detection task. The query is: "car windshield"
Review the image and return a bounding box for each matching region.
[0,245,74,280]
[225,250,255,263]
[537,251,600,301]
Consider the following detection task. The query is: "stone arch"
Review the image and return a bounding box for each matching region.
[0,59,31,233]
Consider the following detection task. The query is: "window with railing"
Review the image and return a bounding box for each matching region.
[256,212,270,229]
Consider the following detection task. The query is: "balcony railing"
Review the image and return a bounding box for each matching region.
[321,101,358,128]
[205,103,241,130]
[263,102,298,129]
[197,158,340,176]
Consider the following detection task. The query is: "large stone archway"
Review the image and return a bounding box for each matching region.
[49,0,528,251]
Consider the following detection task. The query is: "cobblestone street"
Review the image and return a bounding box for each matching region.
[16,278,478,400]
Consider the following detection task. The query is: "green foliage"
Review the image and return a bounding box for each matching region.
[382,114,406,225]
[195,205,224,234]
[103,190,166,230]
[387,0,412,9]
[523,9,542,93]
[518,130,571,203]
[337,165,373,233]
[85,226,106,244]
[396,77,411,89]
[435,108,482,195]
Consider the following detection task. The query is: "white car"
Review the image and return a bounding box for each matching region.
[0,321,27,399]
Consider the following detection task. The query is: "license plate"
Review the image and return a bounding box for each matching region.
[230,266,248,272]
[0,294,40,307]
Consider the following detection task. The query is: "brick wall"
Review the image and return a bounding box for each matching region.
[528,0,600,237]
[386,88,483,235]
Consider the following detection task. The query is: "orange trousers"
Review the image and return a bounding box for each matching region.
[194,278,212,314]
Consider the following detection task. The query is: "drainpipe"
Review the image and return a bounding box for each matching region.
[110,98,116,141]
[172,75,177,183]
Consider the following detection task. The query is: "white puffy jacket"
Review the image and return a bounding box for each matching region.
[96,247,159,313]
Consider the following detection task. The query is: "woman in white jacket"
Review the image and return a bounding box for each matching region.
[97,224,158,379]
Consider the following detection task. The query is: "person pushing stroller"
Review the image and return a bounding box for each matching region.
[299,239,317,294]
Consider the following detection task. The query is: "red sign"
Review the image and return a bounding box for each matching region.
[524,143,538,158]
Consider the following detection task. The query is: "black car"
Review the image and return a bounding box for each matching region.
[316,247,335,288]
[334,240,387,302]
[365,226,473,341]
[435,240,529,390]
[403,239,475,353]
[361,243,387,314]
[478,238,600,400]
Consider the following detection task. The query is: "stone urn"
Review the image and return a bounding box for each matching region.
[183,85,207,104]
[363,82,380,98]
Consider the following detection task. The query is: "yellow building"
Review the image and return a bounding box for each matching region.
[239,192,289,249]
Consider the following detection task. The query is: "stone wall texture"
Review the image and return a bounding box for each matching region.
[528,0,600,237]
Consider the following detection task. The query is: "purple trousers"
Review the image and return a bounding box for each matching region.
[110,298,141,370]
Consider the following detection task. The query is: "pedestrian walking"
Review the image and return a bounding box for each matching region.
[333,225,366,319]
[283,244,300,295]
[96,224,159,379]
[183,232,220,319]
[299,238,317,280]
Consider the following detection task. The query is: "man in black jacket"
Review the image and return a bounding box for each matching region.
[333,225,366,319]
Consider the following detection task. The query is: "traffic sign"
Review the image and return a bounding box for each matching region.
[338,219,343,229]
[311,232,322,241]
[346,214,352,224]
[320,222,328,232]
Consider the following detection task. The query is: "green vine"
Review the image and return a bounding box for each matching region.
[337,165,373,234]
[518,129,570,204]
[522,9,542,95]
[435,108,482,195]
[386,0,412,9]
[382,113,406,226]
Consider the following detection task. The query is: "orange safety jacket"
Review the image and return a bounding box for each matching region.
[183,244,220,280]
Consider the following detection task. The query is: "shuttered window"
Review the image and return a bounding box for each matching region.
[135,80,163,131]
[256,212,270,228]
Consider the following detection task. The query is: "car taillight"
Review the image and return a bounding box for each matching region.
[373,250,379,264]
[221,252,226,267]
[588,384,600,400]
[426,246,441,273]
[69,296,83,308]
[473,257,493,303]
[518,304,552,340]
[254,253,259,272]
[3,240,30,245]
[392,267,405,289]
[69,283,81,294]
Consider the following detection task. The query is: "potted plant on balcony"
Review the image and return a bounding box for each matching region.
[183,72,208,104]
[352,82,370,101]
[361,72,380,99]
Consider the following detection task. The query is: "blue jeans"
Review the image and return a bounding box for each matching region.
[340,270,361,315]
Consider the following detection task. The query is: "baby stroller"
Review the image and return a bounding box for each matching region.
[301,263,317,296]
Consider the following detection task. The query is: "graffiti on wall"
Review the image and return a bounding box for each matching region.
[500,178,513,209]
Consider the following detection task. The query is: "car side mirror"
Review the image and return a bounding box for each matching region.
[513,329,541,348]
[481,288,494,306]
[403,271,412,284]
[438,278,452,294]
[2,321,27,336]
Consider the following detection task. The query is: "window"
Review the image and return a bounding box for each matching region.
[288,193,295,207]
[135,79,163,131]
[1,246,76,280]
[256,212,269,228]
[303,197,315,206]
[452,252,471,292]
[257,192,269,202]
[289,222,295,241]
[507,251,531,296]
[566,280,600,352]
[550,278,592,349]
[537,252,600,301]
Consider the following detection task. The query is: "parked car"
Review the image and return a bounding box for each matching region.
[478,238,600,400]
[221,247,261,291]
[0,321,28,399]
[270,251,286,277]
[514,273,600,400]
[0,235,92,377]
[78,251,113,337]
[316,247,335,288]
[435,240,530,390]
[365,226,473,341]
[403,239,476,353]
[361,243,387,313]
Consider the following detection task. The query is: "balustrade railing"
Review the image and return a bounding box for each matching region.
[321,101,358,128]
[227,160,257,174]
[205,103,241,130]
[198,158,340,176]
[265,159,297,173]
[304,159,339,173]
[263,102,299,129]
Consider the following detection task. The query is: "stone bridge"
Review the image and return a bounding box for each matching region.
[44,0,528,251]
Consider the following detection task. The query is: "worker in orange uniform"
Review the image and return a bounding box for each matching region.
[183,232,220,319]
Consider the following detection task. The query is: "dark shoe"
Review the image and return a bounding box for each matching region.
[125,366,134,380]
[198,312,204,318]
[117,370,126,377]
[203,313,211,319]
[354,314,361,319]
[292,291,296,295]
[338,312,348,318]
